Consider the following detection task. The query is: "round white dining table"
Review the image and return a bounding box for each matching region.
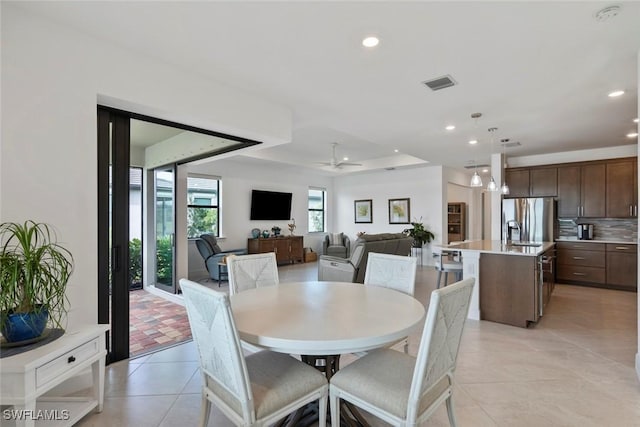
[230,281,426,356]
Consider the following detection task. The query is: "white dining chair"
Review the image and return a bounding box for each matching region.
[227,252,279,295]
[329,277,475,427]
[179,279,328,427]
[364,252,418,353]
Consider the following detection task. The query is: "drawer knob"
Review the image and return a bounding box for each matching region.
[68,356,76,363]
[573,272,586,276]
[572,257,585,260]
[615,246,629,250]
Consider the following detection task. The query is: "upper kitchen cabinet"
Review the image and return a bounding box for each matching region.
[606,158,637,218]
[557,163,606,218]
[504,167,557,198]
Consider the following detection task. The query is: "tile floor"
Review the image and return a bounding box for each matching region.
[76,262,640,426]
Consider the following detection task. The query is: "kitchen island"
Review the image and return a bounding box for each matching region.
[437,240,555,328]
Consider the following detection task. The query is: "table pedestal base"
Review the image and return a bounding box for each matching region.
[274,355,369,427]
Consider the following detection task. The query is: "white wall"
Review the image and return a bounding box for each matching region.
[331,166,444,265]
[0,5,292,328]
[188,160,333,256]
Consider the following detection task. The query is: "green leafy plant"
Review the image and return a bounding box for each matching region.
[129,238,142,289]
[0,221,74,333]
[404,218,435,247]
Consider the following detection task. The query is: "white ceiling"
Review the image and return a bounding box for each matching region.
[18,1,640,176]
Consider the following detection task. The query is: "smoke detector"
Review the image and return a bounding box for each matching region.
[594,5,621,22]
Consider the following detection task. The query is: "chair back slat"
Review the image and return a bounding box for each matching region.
[409,278,474,407]
[364,252,417,296]
[227,252,279,295]
[180,279,254,421]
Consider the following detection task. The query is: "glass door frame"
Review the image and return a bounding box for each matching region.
[153,166,176,294]
[97,107,130,363]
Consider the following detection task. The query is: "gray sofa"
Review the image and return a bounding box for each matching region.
[318,233,413,283]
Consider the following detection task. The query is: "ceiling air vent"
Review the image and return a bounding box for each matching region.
[500,139,522,148]
[422,75,457,91]
[464,164,490,169]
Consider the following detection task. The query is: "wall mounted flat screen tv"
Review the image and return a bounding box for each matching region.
[250,190,292,220]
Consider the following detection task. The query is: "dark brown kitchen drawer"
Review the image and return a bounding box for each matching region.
[606,243,637,253]
[556,265,605,284]
[557,249,605,267]
[556,241,605,251]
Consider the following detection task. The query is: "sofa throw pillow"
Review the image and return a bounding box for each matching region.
[330,232,344,245]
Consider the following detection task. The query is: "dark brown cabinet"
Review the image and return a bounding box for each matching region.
[606,159,637,218]
[605,244,637,291]
[504,169,531,198]
[556,241,637,291]
[504,167,557,198]
[248,236,304,264]
[557,164,605,218]
[530,168,557,197]
[556,241,606,285]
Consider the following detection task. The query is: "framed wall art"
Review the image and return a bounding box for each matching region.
[354,199,373,223]
[388,198,410,224]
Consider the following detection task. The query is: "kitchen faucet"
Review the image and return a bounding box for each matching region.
[505,220,521,244]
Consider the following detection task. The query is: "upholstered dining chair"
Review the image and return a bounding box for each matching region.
[226,252,279,295]
[329,277,475,427]
[364,252,418,353]
[180,279,328,427]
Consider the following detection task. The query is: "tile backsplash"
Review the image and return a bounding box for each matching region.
[558,218,638,241]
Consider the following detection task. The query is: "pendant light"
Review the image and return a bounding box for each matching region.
[486,127,498,192]
[469,112,483,187]
[500,138,510,195]
[470,164,483,187]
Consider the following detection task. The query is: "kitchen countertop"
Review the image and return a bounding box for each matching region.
[555,237,637,244]
[438,240,555,256]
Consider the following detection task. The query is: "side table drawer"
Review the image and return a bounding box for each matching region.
[36,337,100,387]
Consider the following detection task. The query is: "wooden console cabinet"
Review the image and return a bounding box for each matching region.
[0,324,109,427]
[248,236,303,264]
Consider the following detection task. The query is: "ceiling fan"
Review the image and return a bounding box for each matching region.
[316,143,362,169]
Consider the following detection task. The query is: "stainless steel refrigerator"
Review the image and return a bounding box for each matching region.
[502,197,556,243]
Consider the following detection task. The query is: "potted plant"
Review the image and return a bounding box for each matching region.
[0,221,73,343]
[404,218,435,248]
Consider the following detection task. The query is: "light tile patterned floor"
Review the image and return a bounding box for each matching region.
[77,261,639,426]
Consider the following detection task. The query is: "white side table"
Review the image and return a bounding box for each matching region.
[1,324,109,427]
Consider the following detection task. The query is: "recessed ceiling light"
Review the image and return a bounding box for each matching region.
[362,36,379,47]
[634,118,639,123]
[608,90,625,97]
[445,125,456,131]
[482,168,489,173]
[394,149,399,153]
[343,157,349,161]
[627,132,638,138]
[468,139,478,145]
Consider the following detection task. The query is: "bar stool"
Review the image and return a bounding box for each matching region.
[433,248,463,288]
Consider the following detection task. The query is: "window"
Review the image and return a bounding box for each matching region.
[187,175,219,238]
[308,188,326,232]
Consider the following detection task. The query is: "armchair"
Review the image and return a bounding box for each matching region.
[323,232,351,258]
[195,234,247,283]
